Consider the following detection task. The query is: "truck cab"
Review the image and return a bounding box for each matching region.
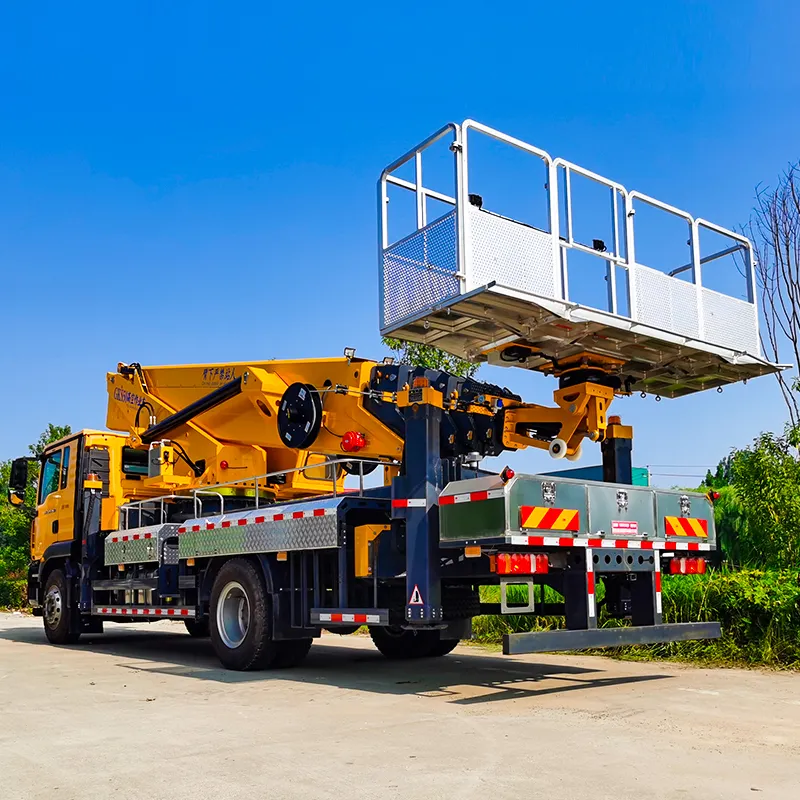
[10,431,127,614]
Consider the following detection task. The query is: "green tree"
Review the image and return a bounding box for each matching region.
[746,163,800,425]
[382,337,479,378]
[29,423,72,458]
[0,423,72,579]
[708,426,800,569]
[701,456,733,490]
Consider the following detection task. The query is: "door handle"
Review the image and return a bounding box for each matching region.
[52,520,59,534]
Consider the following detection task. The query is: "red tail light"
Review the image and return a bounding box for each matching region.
[669,557,707,575]
[496,552,549,575]
[500,466,515,483]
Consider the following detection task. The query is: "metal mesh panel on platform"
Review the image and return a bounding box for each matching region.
[701,288,759,353]
[468,206,556,296]
[631,264,701,339]
[382,210,459,329]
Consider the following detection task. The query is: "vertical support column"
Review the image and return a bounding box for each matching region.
[690,219,705,340]
[625,193,638,322]
[631,568,661,626]
[653,551,663,625]
[392,382,444,625]
[585,548,597,629]
[456,123,470,293]
[630,550,664,627]
[548,160,563,299]
[79,477,104,613]
[564,549,597,630]
[602,416,633,485]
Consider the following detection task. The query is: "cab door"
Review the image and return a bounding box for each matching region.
[35,443,77,550]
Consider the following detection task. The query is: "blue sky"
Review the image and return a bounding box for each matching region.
[1,1,797,485]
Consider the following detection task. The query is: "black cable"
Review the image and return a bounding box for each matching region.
[169,440,204,477]
[135,401,156,429]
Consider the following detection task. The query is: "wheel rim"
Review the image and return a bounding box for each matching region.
[216,581,250,649]
[44,585,62,629]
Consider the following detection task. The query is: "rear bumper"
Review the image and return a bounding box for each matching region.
[503,621,721,655]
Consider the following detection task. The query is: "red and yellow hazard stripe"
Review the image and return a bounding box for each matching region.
[665,516,708,538]
[520,506,580,532]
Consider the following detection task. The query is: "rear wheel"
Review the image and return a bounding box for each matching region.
[428,637,460,657]
[370,625,437,659]
[184,617,210,637]
[42,569,80,645]
[209,559,277,670]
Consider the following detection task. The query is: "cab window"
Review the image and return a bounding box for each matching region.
[60,446,71,489]
[39,450,62,503]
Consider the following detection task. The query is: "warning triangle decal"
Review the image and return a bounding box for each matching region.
[408,585,424,605]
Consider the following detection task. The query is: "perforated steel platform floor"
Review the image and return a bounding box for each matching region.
[388,283,784,398]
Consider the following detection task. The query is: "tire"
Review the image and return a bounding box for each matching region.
[566,442,583,462]
[42,568,80,645]
[184,617,210,638]
[549,438,568,459]
[323,625,361,636]
[209,559,277,671]
[273,638,313,668]
[369,625,438,659]
[428,637,460,657]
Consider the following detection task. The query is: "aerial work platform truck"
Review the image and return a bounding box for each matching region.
[8,121,781,669]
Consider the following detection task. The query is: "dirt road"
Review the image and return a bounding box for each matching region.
[1,612,798,799]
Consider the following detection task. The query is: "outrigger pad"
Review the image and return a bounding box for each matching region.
[503,621,722,655]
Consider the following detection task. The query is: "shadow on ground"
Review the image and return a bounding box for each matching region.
[0,623,669,704]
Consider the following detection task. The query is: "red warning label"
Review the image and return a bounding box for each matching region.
[611,520,640,536]
[408,585,424,605]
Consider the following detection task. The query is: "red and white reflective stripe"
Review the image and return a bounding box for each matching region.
[508,535,711,551]
[179,507,336,533]
[439,489,505,506]
[586,548,596,620]
[94,606,194,617]
[391,498,426,508]
[317,612,381,624]
[109,532,154,543]
[654,551,662,614]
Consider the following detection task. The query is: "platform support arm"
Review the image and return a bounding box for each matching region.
[392,383,445,624]
[602,417,633,485]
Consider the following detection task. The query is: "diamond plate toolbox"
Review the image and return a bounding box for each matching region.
[177,498,342,559]
[104,524,181,566]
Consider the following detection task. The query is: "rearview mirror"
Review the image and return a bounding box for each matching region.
[7,457,29,505]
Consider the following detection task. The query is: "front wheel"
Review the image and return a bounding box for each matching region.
[209,559,277,671]
[42,569,80,645]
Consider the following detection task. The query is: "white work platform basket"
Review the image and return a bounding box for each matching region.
[378,120,783,397]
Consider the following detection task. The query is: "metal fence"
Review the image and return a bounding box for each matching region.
[379,120,759,358]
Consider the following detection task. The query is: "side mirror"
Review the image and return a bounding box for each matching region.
[7,457,30,506]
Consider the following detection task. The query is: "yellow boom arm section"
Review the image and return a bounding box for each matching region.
[106,357,403,500]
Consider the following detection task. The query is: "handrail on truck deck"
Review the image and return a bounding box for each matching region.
[118,457,394,528]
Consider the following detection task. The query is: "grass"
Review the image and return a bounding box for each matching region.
[473,570,800,669]
[0,578,26,610]
[2,568,797,668]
